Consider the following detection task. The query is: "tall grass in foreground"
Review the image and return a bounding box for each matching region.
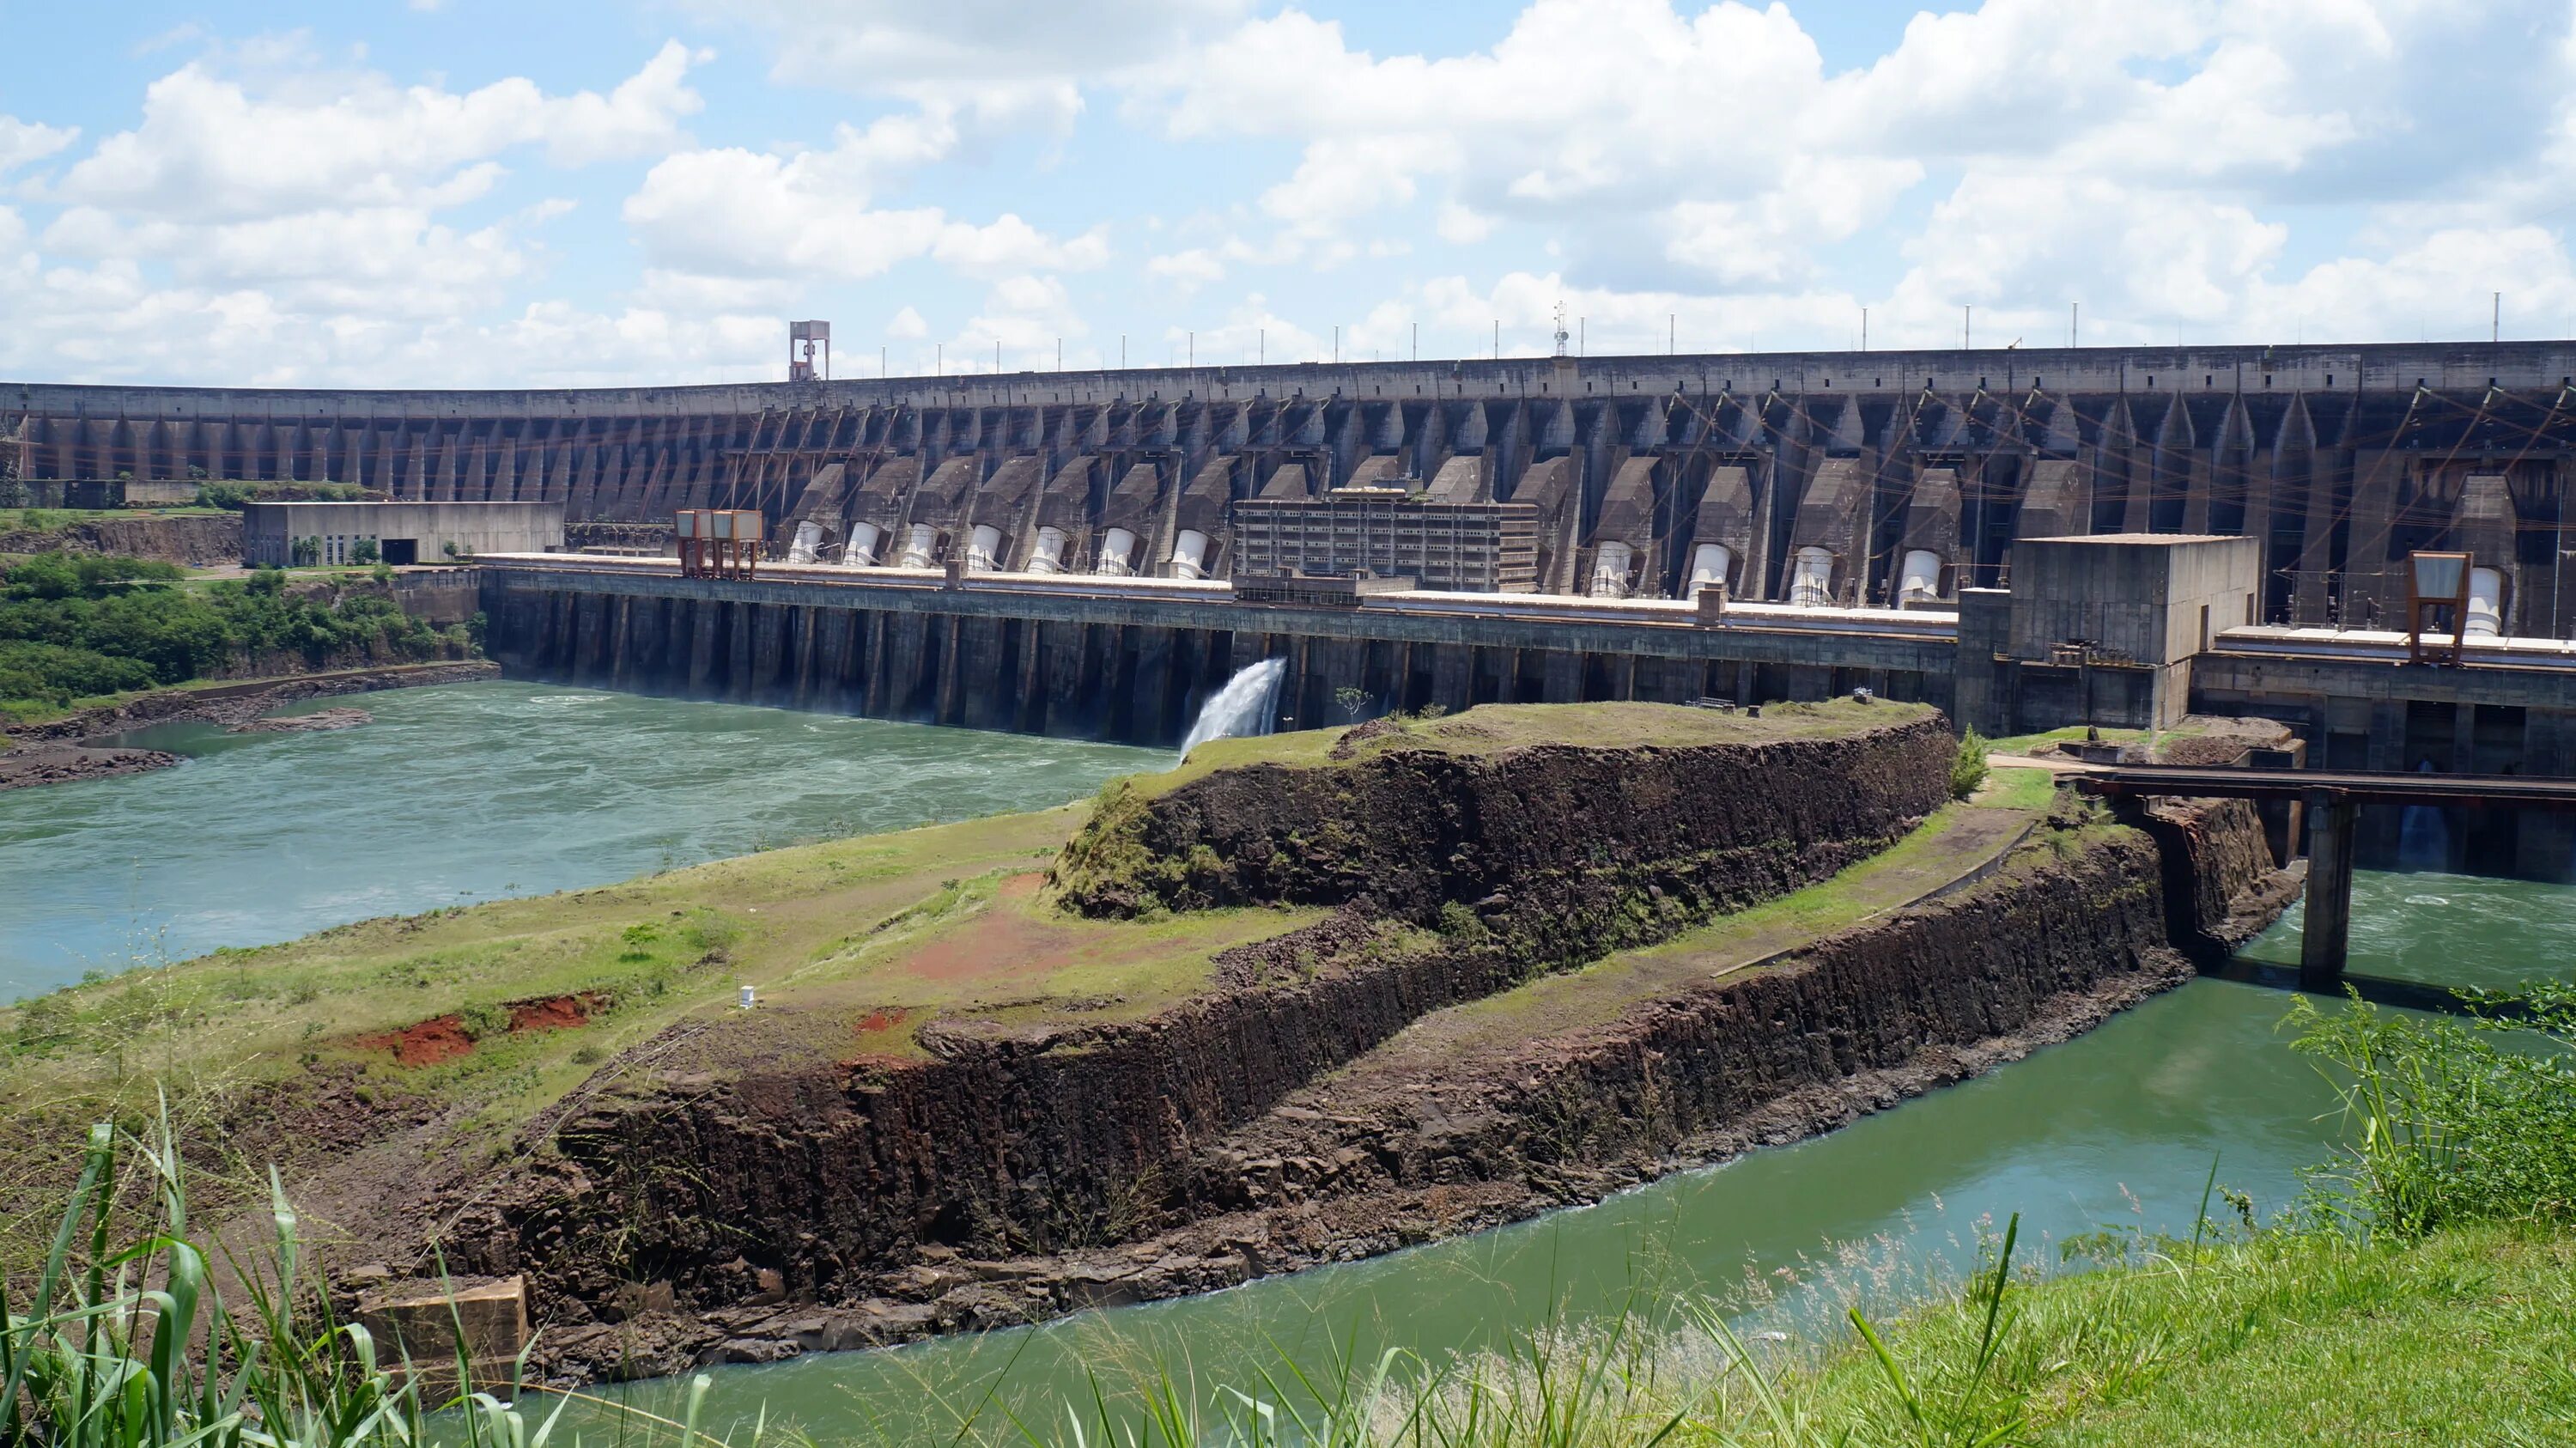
[0,1108,770,1447]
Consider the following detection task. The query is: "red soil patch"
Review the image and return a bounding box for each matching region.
[855,1006,909,1033]
[509,995,595,1032]
[355,993,600,1067]
[901,875,1082,983]
[356,1017,475,1067]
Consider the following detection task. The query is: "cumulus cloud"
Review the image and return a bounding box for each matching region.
[688,0,1251,134]
[0,38,734,386]
[46,40,705,222]
[622,131,1113,288]
[0,117,78,176]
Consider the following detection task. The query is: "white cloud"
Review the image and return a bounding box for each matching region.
[623,132,1110,287]
[0,40,738,386]
[0,117,78,176]
[692,0,1251,135]
[46,40,705,222]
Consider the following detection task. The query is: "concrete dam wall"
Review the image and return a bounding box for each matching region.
[20,338,2576,634]
[476,567,1958,746]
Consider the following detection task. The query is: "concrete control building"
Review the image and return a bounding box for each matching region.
[1232,490,1539,592]
[242,501,565,568]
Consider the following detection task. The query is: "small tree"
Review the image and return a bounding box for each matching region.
[1952,727,1991,800]
[350,537,380,565]
[290,535,321,567]
[1334,684,1370,720]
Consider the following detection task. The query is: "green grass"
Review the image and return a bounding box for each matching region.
[1976,764,2062,812]
[0,798,1327,1149]
[1149,698,1932,797]
[1984,724,2208,757]
[0,1111,780,1447]
[0,506,231,532]
[913,1219,2576,1446]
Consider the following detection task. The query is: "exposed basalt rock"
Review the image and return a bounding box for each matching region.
[229,706,372,734]
[1056,713,1957,952]
[0,745,182,791]
[2130,796,2306,963]
[5,660,496,749]
[516,817,2199,1383]
[411,717,2295,1386]
[0,513,242,565]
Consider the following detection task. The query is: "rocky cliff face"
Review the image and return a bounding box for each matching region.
[0,513,241,564]
[2131,796,2306,962]
[1057,711,1957,957]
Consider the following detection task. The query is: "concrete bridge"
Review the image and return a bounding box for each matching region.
[2081,764,2576,989]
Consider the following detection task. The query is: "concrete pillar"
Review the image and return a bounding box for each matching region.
[687,600,720,692]
[2518,708,2576,881]
[1542,650,1582,703]
[1431,643,1473,715]
[2301,791,2357,992]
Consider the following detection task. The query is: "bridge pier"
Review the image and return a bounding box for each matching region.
[2301,789,2357,991]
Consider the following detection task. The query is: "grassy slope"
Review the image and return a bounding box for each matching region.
[0,806,1086,1137]
[1983,723,2238,759]
[0,796,1327,1147]
[1785,1224,2576,1445]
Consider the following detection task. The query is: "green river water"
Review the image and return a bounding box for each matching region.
[9,683,2573,1443]
[0,682,1167,1001]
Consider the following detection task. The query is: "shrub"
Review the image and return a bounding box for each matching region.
[197,480,366,510]
[2288,983,2576,1235]
[0,640,156,704]
[1951,727,1990,800]
[351,538,381,565]
[0,551,453,712]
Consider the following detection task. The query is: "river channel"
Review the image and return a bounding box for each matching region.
[0,681,1166,1001]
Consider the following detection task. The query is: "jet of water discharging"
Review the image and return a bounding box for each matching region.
[1178,658,1287,757]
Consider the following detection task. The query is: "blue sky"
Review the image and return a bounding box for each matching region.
[4,0,2574,387]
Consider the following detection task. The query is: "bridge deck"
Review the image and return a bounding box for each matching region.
[2081,765,2576,811]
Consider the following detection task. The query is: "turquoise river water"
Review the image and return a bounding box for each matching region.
[9,684,2573,1443]
[0,682,1166,1001]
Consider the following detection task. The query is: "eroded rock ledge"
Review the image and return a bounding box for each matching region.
[372,702,2307,1383]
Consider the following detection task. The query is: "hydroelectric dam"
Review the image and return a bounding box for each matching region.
[19,338,2576,876]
